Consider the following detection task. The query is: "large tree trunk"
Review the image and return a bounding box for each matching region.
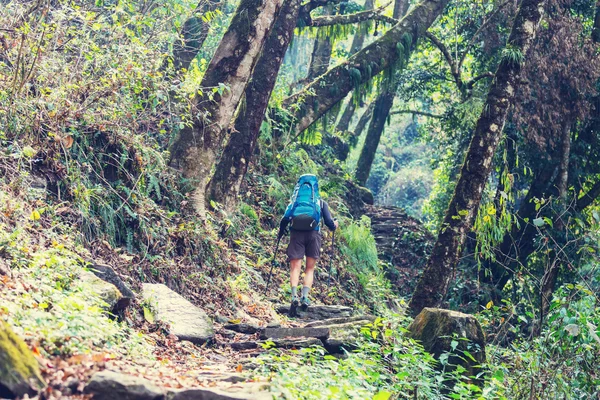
[282,0,451,136]
[169,0,284,214]
[207,0,302,208]
[335,0,375,133]
[351,100,376,145]
[166,0,221,74]
[408,0,545,316]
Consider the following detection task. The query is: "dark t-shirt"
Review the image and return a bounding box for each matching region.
[279,200,336,232]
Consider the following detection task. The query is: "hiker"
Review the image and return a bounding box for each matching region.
[277,174,338,312]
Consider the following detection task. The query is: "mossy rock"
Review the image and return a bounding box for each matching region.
[408,308,486,387]
[79,271,122,311]
[0,321,46,398]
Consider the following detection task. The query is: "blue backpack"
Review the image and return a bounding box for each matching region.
[283,174,322,231]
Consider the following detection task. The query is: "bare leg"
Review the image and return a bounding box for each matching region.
[290,259,302,288]
[303,257,317,288]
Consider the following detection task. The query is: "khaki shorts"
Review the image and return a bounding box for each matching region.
[287,230,322,260]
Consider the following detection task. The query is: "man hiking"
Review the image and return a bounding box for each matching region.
[277,174,338,314]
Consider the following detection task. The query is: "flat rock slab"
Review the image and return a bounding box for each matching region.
[84,370,163,400]
[275,304,352,320]
[142,283,214,344]
[260,326,329,340]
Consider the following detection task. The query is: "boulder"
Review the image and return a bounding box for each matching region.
[408,308,486,386]
[84,370,163,400]
[0,321,46,399]
[322,320,372,354]
[142,284,214,344]
[89,263,135,310]
[79,271,122,311]
[275,304,352,320]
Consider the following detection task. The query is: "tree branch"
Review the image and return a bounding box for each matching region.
[424,31,463,90]
[465,71,494,89]
[307,6,397,27]
[390,109,442,118]
[575,180,600,212]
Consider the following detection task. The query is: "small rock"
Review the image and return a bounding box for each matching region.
[89,263,135,310]
[84,370,163,400]
[215,315,230,324]
[79,271,122,311]
[223,323,261,335]
[266,322,281,329]
[219,330,237,339]
[0,321,46,399]
[142,283,214,344]
[0,260,11,278]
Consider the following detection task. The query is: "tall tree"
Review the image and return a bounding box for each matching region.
[207,0,303,207]
[169,0,284,214]
[336,0,375,133]
[408,0,545,316]
[354,0,410,186]
[165,0,221,74]
[306,4,335,81]
[283,0,452,136]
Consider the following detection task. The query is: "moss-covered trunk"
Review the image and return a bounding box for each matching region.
[282,0,451,136]
[169,0,284,213]
[167,0,221,74]
[408,0,545,316]
[207,0,302,208]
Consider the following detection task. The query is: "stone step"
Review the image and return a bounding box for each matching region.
[230,337,322,351]
[275,304,352,320]
[304,315,376,328]
[260,326,329,340]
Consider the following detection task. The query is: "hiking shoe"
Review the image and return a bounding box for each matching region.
[289,295,300,317]
[300,296,310,311]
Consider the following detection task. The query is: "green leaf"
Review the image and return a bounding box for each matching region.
[533,218,545,227]
[373,391,391,400]
[143,306,154,323]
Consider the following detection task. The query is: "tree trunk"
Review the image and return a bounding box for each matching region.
[347,100,375,148]
[355,89,395,186]
[408,0,545,316]
[207,0,302,208]
[353,0,410,186]
[335,0,375,133]
[166,0,221,74]
[593,0,600,43]
[540,120,571,328]
[306,5,334,81]
[169,0,284,214]
[282,0,451,136]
